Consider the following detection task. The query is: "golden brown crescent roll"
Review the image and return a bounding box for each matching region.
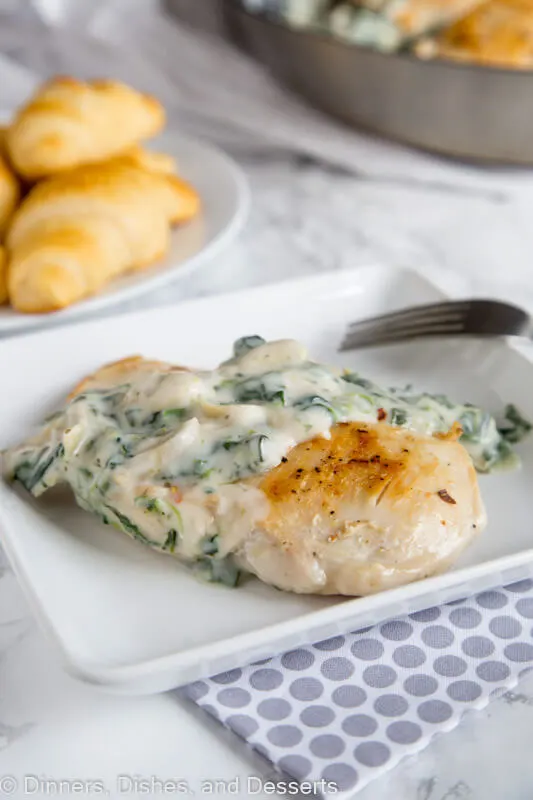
[0,154,20,239]
[0,246,7,304]
[6,158,200,313]
[6,77,165,180]
[122,145,177,176]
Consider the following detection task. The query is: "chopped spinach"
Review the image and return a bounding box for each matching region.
[429,393,456,410]
[390,407,408,426]
[294,395,337,419]
[145,408,187,429]
[124,408,139,427]
[202,535,219,556]
[220,433,267,464]
[163,408,187,421]
[193,459,212,479]
[198,555,241,587]
[99,479,111,495]
[342,373,373,390]
[104,505,155,545]
[163,529,178,553]
[13,443,64,492]
[498,404,532,445]
[73,384,130,401]
[458,409,477,439]
[84,437,98,453]
[222,439,244,451]
[268,389,285,405]
[234,374,285,405]
[233,335,266,358]
[458,408,492,443]
[120,442,133,457]
[197,535,241,586]
[135,496,166,514]
[168,503,183,530]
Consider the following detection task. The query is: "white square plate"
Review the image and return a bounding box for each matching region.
[1,266,533,695]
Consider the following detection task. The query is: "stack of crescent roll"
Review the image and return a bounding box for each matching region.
[0,77,200,313]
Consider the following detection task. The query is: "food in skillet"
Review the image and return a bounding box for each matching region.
[324,0,486,52]
[416,0,533,69]
[246,0,533,68]
[2,337,529,596]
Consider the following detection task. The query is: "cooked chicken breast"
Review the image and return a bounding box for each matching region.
[2,337,501,596]
[415,0,533,68]
[245,421,485,595]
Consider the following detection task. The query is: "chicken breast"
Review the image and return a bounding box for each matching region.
[243,421,485,595]
[415,0,533,68]
[2,338,502,597]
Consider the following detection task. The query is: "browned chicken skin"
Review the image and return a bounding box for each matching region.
[241,422,485,595]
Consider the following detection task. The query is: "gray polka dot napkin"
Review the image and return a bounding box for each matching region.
[181,581,533,796]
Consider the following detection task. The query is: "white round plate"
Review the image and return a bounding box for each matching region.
[0,131,249,334]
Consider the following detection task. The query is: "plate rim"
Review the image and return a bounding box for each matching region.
[0,129,250,335]
[2,263,533,693]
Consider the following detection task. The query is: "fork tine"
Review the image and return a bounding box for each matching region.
[343,316,469,348]
[349,311,468,336]
[346,300,472,331]
[358,319,467,339]
[340,322,467,351]
[340,298,530,352]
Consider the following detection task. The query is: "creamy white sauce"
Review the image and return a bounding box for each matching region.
[2,336,525,586]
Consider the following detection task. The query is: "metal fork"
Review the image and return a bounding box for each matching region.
[339,299,532,351]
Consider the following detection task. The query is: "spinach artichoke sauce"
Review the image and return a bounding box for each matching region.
[3,336,530,589]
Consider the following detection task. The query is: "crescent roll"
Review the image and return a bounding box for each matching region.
[6,158,200,313]
[122,145,178,176]
[6,77,165,180]
[0,247,7,304]
[0,154,19,240]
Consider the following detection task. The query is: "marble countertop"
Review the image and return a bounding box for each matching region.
[2,148,533,799]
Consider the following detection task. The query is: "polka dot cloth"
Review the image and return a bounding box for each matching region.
[180,581,533,797]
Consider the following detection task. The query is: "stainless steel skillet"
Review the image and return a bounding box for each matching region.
[206,0,533,165]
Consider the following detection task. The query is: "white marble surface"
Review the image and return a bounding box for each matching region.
[2,149,533,799]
